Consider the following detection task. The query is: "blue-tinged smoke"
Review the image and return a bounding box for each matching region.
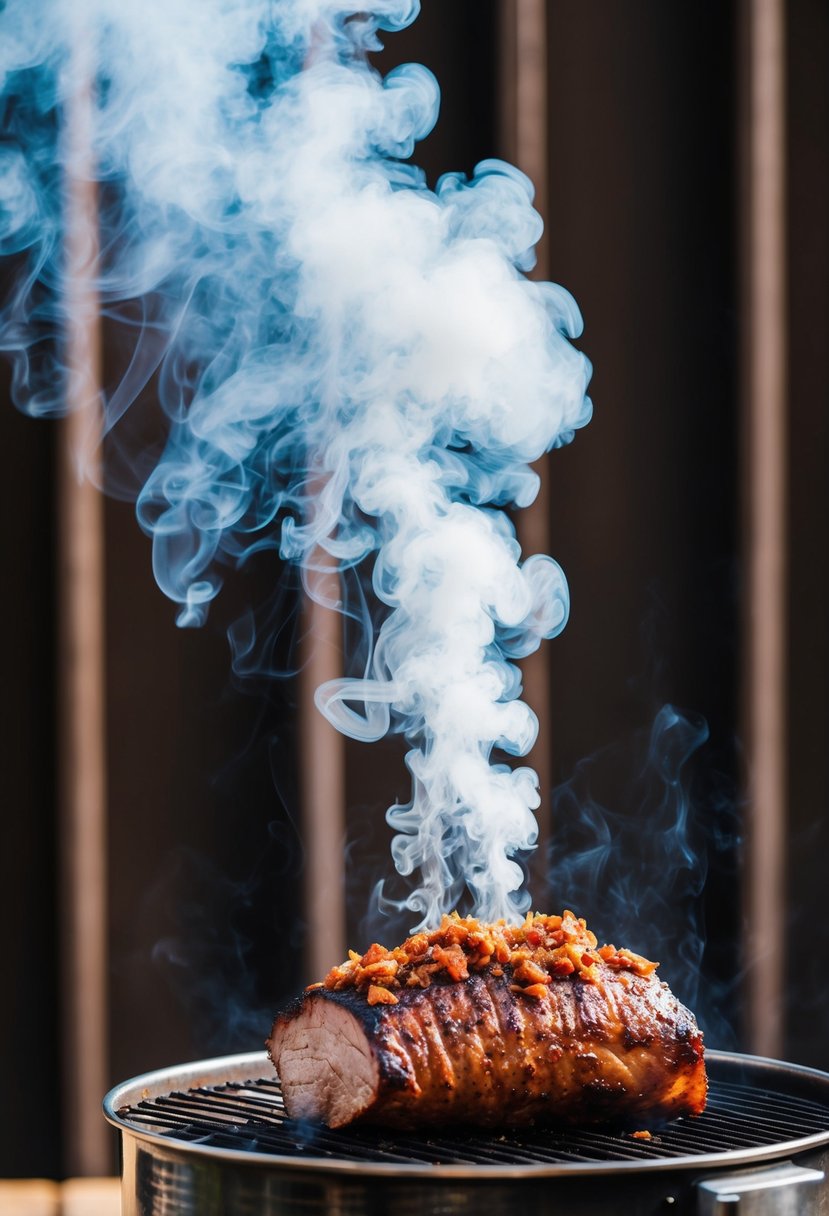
[548,706,742,1043]
[0,0,592,926]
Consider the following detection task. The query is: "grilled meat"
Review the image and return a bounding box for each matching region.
[267,911,706,1130]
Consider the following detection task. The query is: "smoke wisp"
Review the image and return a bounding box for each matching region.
[548,706,742,1045]
[0,0,592,925]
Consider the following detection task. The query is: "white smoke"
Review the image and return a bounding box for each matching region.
[0,0,592,925]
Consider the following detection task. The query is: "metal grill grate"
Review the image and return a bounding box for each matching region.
[119,1072,829,1168]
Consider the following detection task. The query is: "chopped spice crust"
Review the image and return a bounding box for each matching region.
[308,910,657,1006]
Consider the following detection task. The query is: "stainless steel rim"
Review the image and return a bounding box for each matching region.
[103,1049,829,1179]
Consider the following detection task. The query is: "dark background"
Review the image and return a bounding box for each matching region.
[2,0,828,1179]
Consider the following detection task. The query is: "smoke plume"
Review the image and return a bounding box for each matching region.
[548,706,742,1042]
[0,0,592,925]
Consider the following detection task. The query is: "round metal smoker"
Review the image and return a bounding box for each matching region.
[104,1050,829,1215]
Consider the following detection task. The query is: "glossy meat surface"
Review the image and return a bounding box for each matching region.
[267,959,706,1129]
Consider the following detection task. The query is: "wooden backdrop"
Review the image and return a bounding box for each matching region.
[2,0,827,1180]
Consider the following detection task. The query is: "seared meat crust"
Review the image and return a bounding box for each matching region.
[267,959,706,1129]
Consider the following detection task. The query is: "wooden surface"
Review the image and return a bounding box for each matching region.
[498,0,553,906]
[0,1180,120,1216]
[739,0,788,1063]
[60,22,109,1176]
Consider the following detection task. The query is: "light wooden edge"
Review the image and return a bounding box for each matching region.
[499,0,553,902]
[738,0,788,1059]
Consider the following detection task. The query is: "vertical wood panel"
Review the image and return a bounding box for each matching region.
[498,0,553,903]
[300,576,347,979]
[59,32,109,1175]
[739,0,787,1059]
[298,38,348,978]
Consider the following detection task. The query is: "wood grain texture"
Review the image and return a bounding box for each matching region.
[739,0,787,1061]
[0,1180,119,1216]
[498,0,553,903]
[59,24,109,1177]
[61,1178,121,1216]
[0,1181,60,1216]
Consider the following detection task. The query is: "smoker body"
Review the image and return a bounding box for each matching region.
[105,1050,829,1216]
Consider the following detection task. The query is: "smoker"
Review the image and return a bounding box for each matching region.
[104,1048,829,1215]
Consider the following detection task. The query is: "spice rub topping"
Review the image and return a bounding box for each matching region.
[307,911,657,1007]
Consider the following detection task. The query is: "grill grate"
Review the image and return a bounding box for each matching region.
[119,1073,829,1168]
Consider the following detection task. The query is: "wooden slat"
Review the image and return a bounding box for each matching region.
[0,1180,121,1216]
[300,580,347,979]
[298,33,347,982]
[58,26,110,1176]
[0,1182,60,1216]
[500,0,550,273]
[499,0,553,902]
[60,1178,121,1216]
[739,0,788,1059]
[299,474,346,978]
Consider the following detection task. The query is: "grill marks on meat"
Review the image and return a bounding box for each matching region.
[267,961,707,1130]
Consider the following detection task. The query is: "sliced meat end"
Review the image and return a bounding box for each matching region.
[268,998,379,1128]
